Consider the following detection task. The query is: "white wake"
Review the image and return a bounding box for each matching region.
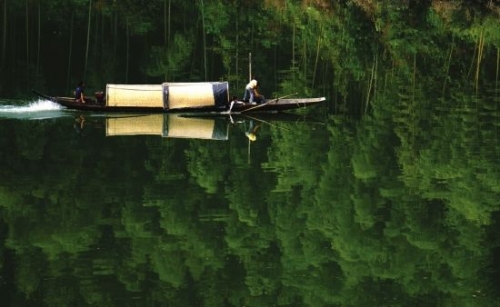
[0,99,69,120]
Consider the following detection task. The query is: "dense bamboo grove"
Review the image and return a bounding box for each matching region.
[0,0,499,109]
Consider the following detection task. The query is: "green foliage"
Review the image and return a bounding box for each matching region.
[1,1,500,306]
[186,141,229,194]
[3,0,500,100]
[146,33,195,80]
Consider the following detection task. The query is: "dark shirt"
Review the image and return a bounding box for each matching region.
[75,86,84,100]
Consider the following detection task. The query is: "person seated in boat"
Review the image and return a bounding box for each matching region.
[243,77,265,104]
[75,81,86,103]
[228,96,244,112]
[94,91,105,105]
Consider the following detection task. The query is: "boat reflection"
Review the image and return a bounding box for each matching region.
[105,113,229,140]
[103,113,322,141]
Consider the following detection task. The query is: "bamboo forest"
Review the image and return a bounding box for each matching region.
[1,0,500,306]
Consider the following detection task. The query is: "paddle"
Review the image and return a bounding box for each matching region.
[241,92,297,113]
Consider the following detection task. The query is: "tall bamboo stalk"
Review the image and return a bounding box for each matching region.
[163,0,169,80]
[199,0,207,81]
[26,0,29,88]
[164,0,171,46]
[412,52,416,103]
[84,0,92,79]
[164,0,167,45]
[475,29,485,93]
[312,26,322,89]
[365,52,378,114]
[496,47,499,92]
[442,39,454,99]
[468,37,478,79]
[235,10,239,89]
[1,0,6,70]
[113,7,117,59]
[292,24,296,68]
[126,20,129,82]
[168,0,171,44]
[66,12,74,91]
[292,23,296,84]
[36,0,40,88]
[302,22,307,80]
[495,47,499,103]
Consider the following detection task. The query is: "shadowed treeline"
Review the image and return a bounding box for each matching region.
[0,0,499,114]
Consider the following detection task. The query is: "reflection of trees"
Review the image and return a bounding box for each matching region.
[186,141,230,194]
[0,87,497,307]
[1,87,500,306]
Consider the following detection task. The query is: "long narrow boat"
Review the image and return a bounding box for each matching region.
[32,82,325,113]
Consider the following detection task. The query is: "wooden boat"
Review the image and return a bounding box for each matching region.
[32,82,325,113]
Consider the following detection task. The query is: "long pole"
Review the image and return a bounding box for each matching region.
[249,52,251,81]
[241,92,297,113]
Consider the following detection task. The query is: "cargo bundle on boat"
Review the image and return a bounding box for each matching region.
[105,82,229,109]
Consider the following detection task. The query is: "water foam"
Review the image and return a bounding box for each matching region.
[0,99,63,113]
[0,98,69,120]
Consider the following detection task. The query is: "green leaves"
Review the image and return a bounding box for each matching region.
[146,33,195,80]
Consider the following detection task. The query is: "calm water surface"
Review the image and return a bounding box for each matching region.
[0,97,499,306]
